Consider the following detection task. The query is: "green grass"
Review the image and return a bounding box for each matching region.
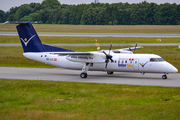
[0,46,54,68]
[1,24,180,34]
[0,46,180,72]
[0,79,180,120]
[0,36,180,44]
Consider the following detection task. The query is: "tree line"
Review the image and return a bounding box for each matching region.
[0,0,180,25]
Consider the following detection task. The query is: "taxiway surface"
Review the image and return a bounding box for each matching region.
[1,32,180,37]
[0,67,180,87]
[0,43,180,46]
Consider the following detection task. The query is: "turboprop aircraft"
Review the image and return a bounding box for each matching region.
[13,22,178,79]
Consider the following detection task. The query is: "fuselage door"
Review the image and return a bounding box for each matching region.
[133,58,139,70]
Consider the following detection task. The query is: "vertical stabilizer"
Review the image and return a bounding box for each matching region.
[16,22,45,52]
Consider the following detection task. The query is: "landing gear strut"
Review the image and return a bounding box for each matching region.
[162,74,167,79]
[80,63,92,78]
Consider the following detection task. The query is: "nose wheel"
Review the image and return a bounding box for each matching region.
[80,73,88,78]
[162,74,167,79]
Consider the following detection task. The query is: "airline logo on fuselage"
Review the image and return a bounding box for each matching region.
[71,56,93,60]
[118,58,134,68]
[20,34,36,46]
[118,63,133,68]
[127,63,133,68]
[118,64,126,67]
[139,61,148,67]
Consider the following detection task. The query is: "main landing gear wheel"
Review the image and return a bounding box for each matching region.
[80,63,92,78]
[107,71,114,75]
[162,75,167,79]
[80,73,88,78]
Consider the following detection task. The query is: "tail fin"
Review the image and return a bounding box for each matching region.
[16,22,45,52]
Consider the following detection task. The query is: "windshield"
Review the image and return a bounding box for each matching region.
[157,58,165,62]
[150,58,165,62]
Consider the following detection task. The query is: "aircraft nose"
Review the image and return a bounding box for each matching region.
[169,64,178,73]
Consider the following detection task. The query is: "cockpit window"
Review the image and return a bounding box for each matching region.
[150,58,158,62]
[157,58,165,62]
[150,58,165,62]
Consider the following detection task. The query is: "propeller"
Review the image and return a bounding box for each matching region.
[129,42,138,53]
[103,43,114,70]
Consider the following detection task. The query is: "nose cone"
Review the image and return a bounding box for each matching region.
[168,64,178,73]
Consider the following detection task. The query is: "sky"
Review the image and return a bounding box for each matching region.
[0,0,180,12]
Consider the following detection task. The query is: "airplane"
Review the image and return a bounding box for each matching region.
[12,22,178,79]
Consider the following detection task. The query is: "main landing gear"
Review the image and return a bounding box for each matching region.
[80,63,92,78]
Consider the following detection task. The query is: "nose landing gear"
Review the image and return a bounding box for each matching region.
[80,72,88,78]
[162,74,167,79]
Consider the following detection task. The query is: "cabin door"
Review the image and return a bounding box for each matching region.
[133,58,139,70]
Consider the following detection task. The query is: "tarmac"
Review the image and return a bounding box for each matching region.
[0,67,180,87]
[1,32,180,37]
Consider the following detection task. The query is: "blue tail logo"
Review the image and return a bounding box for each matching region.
[20,34,36,46]
[16,22,46,52]
[16,22,75,53]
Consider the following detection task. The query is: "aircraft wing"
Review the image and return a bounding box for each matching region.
[52,52,92,55]
[116,46,143,51]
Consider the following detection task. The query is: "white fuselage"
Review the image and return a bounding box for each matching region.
[23,52,178,74]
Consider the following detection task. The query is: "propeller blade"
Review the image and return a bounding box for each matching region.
[105,59,109,70]
[105,62,108,70]
[109,43,112,54]
[134,42,138,53]
[103,51,107,56]
[135,42,137,47]
[105,59,109,63]
[110,58,114,62]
